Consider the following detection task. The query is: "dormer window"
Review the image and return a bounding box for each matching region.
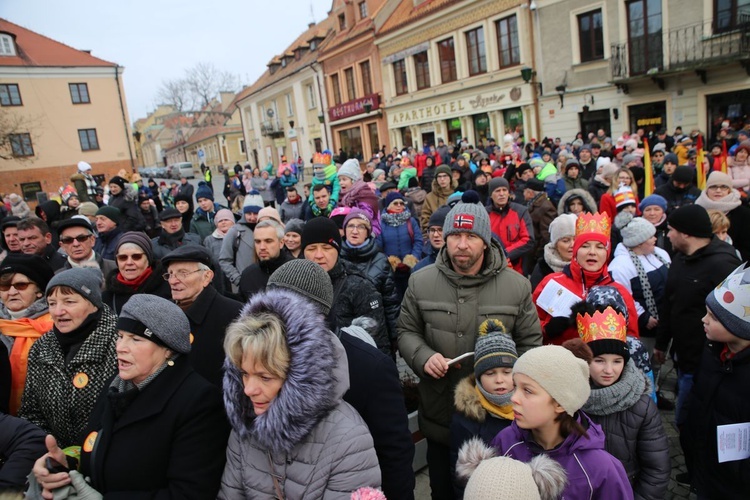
[338,14,346,30]
[281,58,287,68]
[310,40,318,51]
[0,34,16,56]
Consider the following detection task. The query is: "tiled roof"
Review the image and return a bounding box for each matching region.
[183,124,243,148]
[0,18,117,67]
[378,0,462,35]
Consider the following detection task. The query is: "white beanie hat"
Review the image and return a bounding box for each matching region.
[77,161,92,172]
[337,159,362,182]
[549,214,577,247]
[513,346,591,416]
[615,212,656,248]
[596,157,611,169]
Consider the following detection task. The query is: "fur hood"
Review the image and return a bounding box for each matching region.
[557,188,597,214]
[454,375,487,423]
[222,288,349,453]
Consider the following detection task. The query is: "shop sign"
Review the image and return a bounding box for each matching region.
[329,94,380,121]
[273,138,287,147]
[636,117,662,126]
[390,92,511,127]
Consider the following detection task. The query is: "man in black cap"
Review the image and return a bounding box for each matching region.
[654,204,740,444]
[152,208,202,260]
[302,217,391,356]
[93,206,123,261]
[56,218,117,277]
[16,218,66,272]
[578,144,597,180]
[1,216,22,255]
[654,165,701,215]
[524,178,557,270]
[162,245,241,387]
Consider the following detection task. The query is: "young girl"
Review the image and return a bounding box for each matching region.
[489,345,634,499]
[450,319,516,497]
[574,305,670,499]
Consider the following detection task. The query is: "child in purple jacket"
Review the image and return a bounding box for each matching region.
[490,345,634,499]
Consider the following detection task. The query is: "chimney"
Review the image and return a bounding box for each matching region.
[308,22,315,28]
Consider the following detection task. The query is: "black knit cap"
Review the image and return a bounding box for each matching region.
[672,165,694,183]
[109,176,127,189]
[301,217,341,253]
[668,204,713,238]
[525,178,545,191]
[0,253,55,290]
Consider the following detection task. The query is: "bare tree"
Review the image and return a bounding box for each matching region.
[157,62,240,112]
[156,78,191,112]
[0,108,42,161]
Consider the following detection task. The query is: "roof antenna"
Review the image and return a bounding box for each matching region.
[310,1,315,23]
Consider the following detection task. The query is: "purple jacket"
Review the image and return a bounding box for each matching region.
[490,413,633,500]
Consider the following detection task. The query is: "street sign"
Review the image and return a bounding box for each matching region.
[198,148,205,159]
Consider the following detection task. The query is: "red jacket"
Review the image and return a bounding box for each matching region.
[488,202,535,273]
[598,191,641,221]
[532,260,640,345]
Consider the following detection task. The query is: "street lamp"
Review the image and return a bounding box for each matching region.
[520,66,535,83]
[364,102,372,114]
[555,85,567,108]
[317,113,325,124]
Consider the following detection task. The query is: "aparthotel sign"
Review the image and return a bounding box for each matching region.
[389,92,511,127]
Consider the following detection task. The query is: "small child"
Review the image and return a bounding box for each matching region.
[686,264,750,496]
[450,319,516,497]
[489,345,633,499]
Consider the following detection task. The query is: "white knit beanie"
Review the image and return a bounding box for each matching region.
[615,212,656,248]
[549,214,577,246]
[513,346,590,416]
[338,159,362,182]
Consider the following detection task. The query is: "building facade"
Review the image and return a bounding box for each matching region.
[534,0,750,142]
[375,0,535,150]
[0,18,135,202]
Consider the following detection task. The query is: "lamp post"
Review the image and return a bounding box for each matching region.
[520,67,542,141]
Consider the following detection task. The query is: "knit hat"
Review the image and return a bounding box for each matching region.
[443,202,492,248]
[343,208,372,235]
[663,153,679,165]
[565,158,580,172]
[108,176,127,190]
[652,143,667,153]
[580,144,592,153]
[0,253,55,290]
[622,154,638,166]
[77,202,99,217]
[638,194,667,213]
[614,186,636,210]
[46,267,103,309]
[515,163,532,176]
[600,163,618,180]
[435,165,451,178]
[549,214,577,247]
[384,191,405,208]
[301,216,341,253]
[737,140,750,156]
[338,159,362,182]
[117,294,191,354]
[258,206,283,225]
[268,259,334,315]
[159,207,182,222]
[243,191,264,213]
[668,204,713,238]
[488,177,509,194]
[576,305,629,362]
[474,319,517,379]
[706,264,750,340]
[525,178,545,192]
[195,181,214,202]
[672,166,694,183]
[284,218,305,235]
[615,212,655,248]
[77,161,92,172]
[214,208,235,225]
[428,205,451,229]
[116,231,155,264]
[95,206,121,225]
[513,345,591,416]
[705,170,733,189]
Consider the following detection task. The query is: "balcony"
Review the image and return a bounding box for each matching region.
[260,119,285,138]
[611,16,750,87]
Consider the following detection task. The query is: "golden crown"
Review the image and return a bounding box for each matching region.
[576,306,627,344]
[575,212,611,239]
[312,152,332,165]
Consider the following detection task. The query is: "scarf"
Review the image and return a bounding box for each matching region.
[159,228,185,247]
[116,266,154,289]
[211,227,229,239]
[475,384,515,420]
[381,210,411,227]
[53,310,101,363]
[627,250,670,318]
[583,359,651,416]
[67,251,98,269]
[543,243,569,273]
[107,358,173,418]
[695,189,742,214]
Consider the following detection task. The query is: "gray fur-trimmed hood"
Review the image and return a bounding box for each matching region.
[222,288,349,453]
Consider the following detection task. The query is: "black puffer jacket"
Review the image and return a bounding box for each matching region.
[0,413,46,490]
[340,237,400,342]
[108,185,146,232]
[583,360,670,500]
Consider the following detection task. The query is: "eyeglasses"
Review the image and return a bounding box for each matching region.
[59,234,92,244]
[0,281,34,291]
[428,228,443,234]
[116,253,146,263]
[707,185,730,190]
[162,269,204,281]
[347,224,369,232]
[390,201,405,206]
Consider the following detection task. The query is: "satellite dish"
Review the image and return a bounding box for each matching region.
[266,109,275,118]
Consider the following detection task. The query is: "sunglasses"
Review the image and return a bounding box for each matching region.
[116,253,146,263]
[390,201,405,206]
[59,234,92,244]
[0,281,34,291]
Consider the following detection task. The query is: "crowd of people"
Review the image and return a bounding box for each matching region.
[0,126,749,499]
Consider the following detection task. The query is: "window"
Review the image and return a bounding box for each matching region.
[69,83,90,104]
[496,15,521,68]
[345,67,356,101]
[0,84,22,106]
[78,129,100,151]
[9,133,33,157]
[310,40,318,51]
[0,34,15,56]
[281,58,287,68]
[330,74,342,105]
[627,0,662,75]
[359,1,368,18]
[465,27,487,76]
[578,10,604,62]
[306,84,317,109]
[360,61,372,95]
[367,123,379,155]
[240,139,246,154]
[414,51,431,90]
[715,0,750,33]
[286,94,294,116]
[438,38,457,83]
[339,13,346,30]
[393,59,408,96]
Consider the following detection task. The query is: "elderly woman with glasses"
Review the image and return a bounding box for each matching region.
[102,232,172,314]
[696,171,750,261]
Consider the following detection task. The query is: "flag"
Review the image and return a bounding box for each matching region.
[720,140,729,174]
[643,138,655,196]
[696,135,706,191]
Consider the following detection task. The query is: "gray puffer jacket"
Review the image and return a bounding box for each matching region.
[583,359,670,500]
[218,289,381,500]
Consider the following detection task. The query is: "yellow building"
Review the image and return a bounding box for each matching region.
[0,18,135,202]
[133,104,175,168]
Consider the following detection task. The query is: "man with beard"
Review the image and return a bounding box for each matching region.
[237,220,293,301]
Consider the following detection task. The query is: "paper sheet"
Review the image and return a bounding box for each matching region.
[447,351,474,366]
[535,280,581,317]
[717,422,750,463]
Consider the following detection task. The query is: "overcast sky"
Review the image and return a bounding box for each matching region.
[1,0,333,122]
